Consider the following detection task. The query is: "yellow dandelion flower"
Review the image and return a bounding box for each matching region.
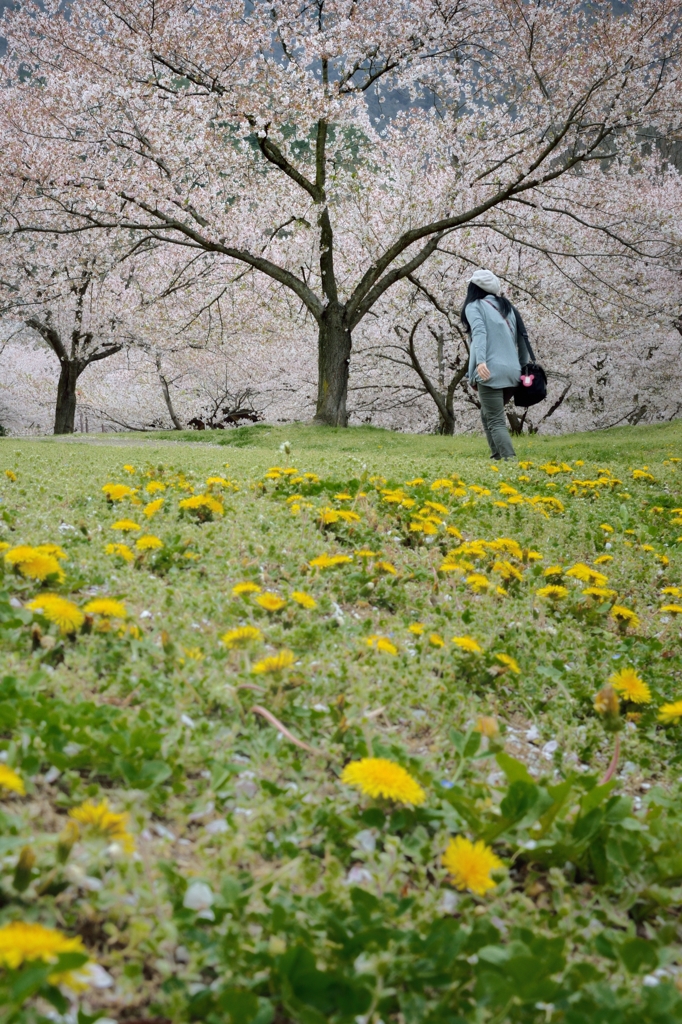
[182,646,204,661]
[594,554,613,564]
[105,542,134,563]
[36,544,67,560]
[374,560,397,575]
[495,653,520,674]
[611,605,640,629]
[252,650,295,674]
[341,758,425,805]
[232,581,261,597]
[609,667,651,704]
[102,483,135,502]
[256,593,286,612]
[83,598,127,619]
[145,481,166,494]
[452,636,482,654]
[337,510,361,523]
[466,573,491,592]
[543,565,563,577]
[206,476,229,488]
[291,591,316,609]
[355,549,377,558]
[493,561,523,582]
[408,623,425,635]
[111,520,140,532]
[566,563,608,586]
[69,799,135,853]
[4,469,17,482]
[424,501,449,515]
[429,633,445,647]
[135,535,164,551]
[222,625,263,649]
[26,594,84,634]
[661,604,682,615]
[143,498,164,518]
[0,764,25,795]
[5,545,64,582]
[309,553,353,568]
[446,526,463,538]
[0,921,87,972]
[439,560,467,575]
[582,586,617,600]
[600,523,614,532]
[21,553,64,582]
[122,464,135,474]
[179,494,224,517]
[442,836,504,896]
[536,585,569,600]
[662,587,682,597]
[658,700,682,724]
[366,635,398,655]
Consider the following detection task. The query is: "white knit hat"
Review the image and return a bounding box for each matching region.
[469,268,501,295]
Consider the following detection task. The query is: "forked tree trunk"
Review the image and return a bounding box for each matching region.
[437,408,455,435]
[156,354,183,429]
[314,303,352,426]
[54,359,81,434]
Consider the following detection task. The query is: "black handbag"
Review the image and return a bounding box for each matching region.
[482,299,547,407]
[514,357,547,408]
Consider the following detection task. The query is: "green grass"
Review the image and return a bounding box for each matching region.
[43,416,682,469]
[0,420,681,1023]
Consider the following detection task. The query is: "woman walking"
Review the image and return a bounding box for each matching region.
[461,269,532,460]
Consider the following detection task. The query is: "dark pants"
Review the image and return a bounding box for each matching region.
[478,384,516,459]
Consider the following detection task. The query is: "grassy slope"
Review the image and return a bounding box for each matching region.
[36,417,682,470]
[0,419,681,1023]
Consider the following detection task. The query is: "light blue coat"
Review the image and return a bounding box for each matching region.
[467,297,530,389]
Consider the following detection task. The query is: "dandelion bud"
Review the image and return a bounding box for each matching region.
[475,716,500,739]
[594,686,622,731]
[57,819,80,864]
[31,625,42,651]
[13,845,36,892]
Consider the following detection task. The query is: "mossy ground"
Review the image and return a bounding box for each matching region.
[0,420,681,1024]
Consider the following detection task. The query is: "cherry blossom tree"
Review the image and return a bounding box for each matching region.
[0,0,679,427]
[352,166,682,434]
[0,232,147,432]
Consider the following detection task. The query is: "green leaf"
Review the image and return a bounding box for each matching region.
[495,752,534,784]
[463,731,482,759]
[216,988,260,1024]
[618,937,658,975]
[580,780,617,814]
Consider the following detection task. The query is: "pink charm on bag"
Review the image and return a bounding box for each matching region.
[521,373,535,387]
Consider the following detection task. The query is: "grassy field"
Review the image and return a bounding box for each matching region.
[0,420,681,1024]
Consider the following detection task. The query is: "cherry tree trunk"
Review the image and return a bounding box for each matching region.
[437,410,455,436]
[54,359,80,434]
[314,303,352,427]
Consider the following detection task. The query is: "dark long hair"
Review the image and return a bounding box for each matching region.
[460,282,512,332]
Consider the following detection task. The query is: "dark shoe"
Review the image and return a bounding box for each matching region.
[490,454,501,460]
